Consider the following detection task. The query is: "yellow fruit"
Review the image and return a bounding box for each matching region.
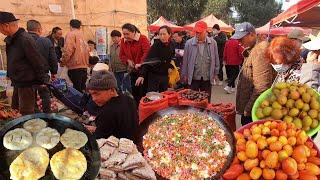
[250,167,262,180]
[262,107,273,117]
[267,136,278,145]
[283,144,294,156]
[237,151,247,161]
[260,100,270,108]
[265,151,278,169]
[289,108,300,117]
[308,109,318,119]
[271,109,283,119]
[288,137,297,146]
[262,126,271,135]
[277,95,287,105]
[244,158,259,171]
[284,116,294,123]
[246,141,258,159]
[311,119,319,129]
[256,108,265,119]
[293,118,303,129]
[278,150,289,161]
[295,99,304,109]
[286,99,295,108]
[279,136,288,145]
[302,92,312,103]
[257,137,268,150]
[290,91,300,100]
[302,103,310,112]
[310,100,320,110]
[303,116,313,128]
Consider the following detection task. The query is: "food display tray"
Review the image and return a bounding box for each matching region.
[138,106,236,179]
[0,113,100,179]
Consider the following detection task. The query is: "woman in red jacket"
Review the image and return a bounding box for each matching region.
[119,23,150,103]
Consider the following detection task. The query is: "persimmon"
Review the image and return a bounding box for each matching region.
[275,169,288,180]
[262,168,275,180]
[282,157,298,176]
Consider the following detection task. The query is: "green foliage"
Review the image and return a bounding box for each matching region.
[232,0,282,26]
[147,0,208,25]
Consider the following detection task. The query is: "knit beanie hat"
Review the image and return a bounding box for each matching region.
[92,62,109,72]
[87,70,117,90]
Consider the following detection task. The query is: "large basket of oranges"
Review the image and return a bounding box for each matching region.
[223,120,320,180]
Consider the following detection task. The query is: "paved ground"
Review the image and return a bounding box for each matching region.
[210,84,320,148]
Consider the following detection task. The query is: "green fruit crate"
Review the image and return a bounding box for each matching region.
[252,88,320,137]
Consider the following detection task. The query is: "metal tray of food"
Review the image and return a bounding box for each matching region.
[0,113,100,179]
[138,106,236,179]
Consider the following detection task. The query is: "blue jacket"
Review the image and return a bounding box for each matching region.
[181,36,220,85]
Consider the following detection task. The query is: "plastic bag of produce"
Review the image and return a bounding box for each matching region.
[161,91,178,107]
[138,94,169,123]
[177,89,208,108]
[207,103,236,131]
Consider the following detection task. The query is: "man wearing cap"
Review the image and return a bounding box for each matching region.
[0,11,48,115]
[86,70,139,142]
[234,22,276,126]
[181,21,220,101]
[288,29,310,61]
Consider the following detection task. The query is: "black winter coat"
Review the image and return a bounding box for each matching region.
[29,32,58,74]
[141,39,175,77]
[5,28,48,87]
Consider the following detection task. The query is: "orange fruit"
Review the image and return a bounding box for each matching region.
[282,157,298,175]
[269,141,283,152]
[288,136,297,146]
[257,137,268,150]
[244,158,259,171]
[292,145,308,164]
[260,160,266,169]
[262,168,275,180]
[299,170,318,180]
[305,162,320,175]
[271,129,280,136]
[262,149,271,159]
[265,151,278,169]
[283,144,293,156]
[275,169,288,180]
[278,122,288,131]
[234,132,244,140]
[236,173,250,180]
[237,151,247,162]
[297,163,306,170]
[278,150,289,161]
[245,141,258,159]
[249,167,262,180]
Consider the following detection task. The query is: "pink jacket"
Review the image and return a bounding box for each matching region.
[62,29,89,70]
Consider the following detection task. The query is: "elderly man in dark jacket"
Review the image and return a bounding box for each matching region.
[27,19,58,113]
[0,12,48,115]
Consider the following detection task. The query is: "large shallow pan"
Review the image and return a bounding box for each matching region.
[0,113,100,179]
[138,106,236,179]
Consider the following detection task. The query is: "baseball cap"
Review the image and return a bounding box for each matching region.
[194,21,208,33]
[303,37,320,51]
[231,22,255,39]
[288,29,310,42]
[0,11,19,24]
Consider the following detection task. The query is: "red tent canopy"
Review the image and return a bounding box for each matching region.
[184,14,234,33]
[256,22,312,35]
[148,16,184,32]
[271,0,320,28]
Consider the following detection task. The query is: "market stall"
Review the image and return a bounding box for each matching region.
[256,22,312,36]
[148,16,185,33]
[271,0,320,29]
[184,14,234,33]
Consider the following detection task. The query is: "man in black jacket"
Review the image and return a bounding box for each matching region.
[0,12,48,115]
[87,70,139,143]
[47,27,64,61]
[27,20,58,113]
[212,24,227,86]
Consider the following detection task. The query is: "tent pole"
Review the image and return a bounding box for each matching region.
[70,0,76,19]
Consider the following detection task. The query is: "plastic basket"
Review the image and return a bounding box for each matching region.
[251,88,320,137]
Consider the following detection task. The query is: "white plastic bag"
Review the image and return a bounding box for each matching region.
[57,65,73,85]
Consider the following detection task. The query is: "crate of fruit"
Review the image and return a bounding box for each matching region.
[223,120,320,180]
[252,82,320,136]
[177,89,209,108]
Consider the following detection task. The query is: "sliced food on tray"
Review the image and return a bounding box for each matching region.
[97,136,156,180]
[143,112,232,179]
[23,118,47,133]
[3,128,33,150]
[60,128,88,149]
[50,148,87,179]
[35,127,60,149]
[10,147,49,180]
